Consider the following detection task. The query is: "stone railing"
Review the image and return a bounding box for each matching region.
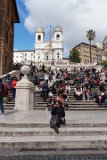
[0,70,21,81]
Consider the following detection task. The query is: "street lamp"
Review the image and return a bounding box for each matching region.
[31,53,33,65]
[97,47,100,65]
[51,49,54,65]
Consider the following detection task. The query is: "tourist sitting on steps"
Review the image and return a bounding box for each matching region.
[74,85,82,100]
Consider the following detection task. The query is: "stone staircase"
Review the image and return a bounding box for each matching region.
[0,110,107,150]
[1,77,107,152]
[3,86,107,111]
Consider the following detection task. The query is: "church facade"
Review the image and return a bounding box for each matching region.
[14,25,63,65]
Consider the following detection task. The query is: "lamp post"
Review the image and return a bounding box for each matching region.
[31,53,33,65]
[51,49,54,65]
[97,47,99,65]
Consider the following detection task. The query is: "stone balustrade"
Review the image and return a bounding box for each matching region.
[0,70,21,81]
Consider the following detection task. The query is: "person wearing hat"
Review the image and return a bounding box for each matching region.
[47,93,55,111]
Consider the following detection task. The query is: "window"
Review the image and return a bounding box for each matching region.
[38,35,41,41]
[9,33,13,51]
[47,56,48,60]
[11,16,14,30]
[0,15,3,36]
[56,34,60,40]
[5,56,7,67]
[5,23,9,44]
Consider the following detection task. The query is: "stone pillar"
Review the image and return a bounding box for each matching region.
[14,65,34,111]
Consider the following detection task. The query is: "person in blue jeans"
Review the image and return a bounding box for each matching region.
[0,79,4,114]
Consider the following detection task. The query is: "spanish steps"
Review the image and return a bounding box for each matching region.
[0,72,107,153]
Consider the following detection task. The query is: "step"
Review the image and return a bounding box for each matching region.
[1,121,107,128]
[34,107,107,111]
[34,104,99,107]
[3,104,14,107]
[35,100,97,104]
[0,135,107,149]
[0,127,107,136]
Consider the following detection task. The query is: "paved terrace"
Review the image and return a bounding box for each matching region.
[0,110,107,158]
[1,110,107,125]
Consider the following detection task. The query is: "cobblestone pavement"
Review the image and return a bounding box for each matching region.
[0,155,107,160]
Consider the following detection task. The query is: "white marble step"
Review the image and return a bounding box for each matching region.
[0,127,107,136]
[0,135,107,149]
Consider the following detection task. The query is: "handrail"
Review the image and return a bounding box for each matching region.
[0,70,21,81]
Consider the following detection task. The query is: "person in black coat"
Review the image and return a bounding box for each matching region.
[50,100,65,133]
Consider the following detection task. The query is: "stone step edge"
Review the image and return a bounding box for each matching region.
[0,135,107,142]
[0,135,107,149]
[0,126,107,132]
[4,108,107,111]
[1,123,107,128]
[34,108,106,110]
[0,128,107,136]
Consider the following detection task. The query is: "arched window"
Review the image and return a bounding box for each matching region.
[57,52,60,59]
[56,34,60,40]
[38,35,41,41]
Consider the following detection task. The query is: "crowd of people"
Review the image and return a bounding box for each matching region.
[33,65,107,133]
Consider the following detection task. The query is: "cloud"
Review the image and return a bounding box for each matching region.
[17,4,27,21]
[23,0,107,56]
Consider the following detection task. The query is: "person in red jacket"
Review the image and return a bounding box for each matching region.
[10,76,17,98]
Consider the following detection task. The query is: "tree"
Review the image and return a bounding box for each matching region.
[86,29,96,63]
[101,60,107,65]
[69,49,81,63]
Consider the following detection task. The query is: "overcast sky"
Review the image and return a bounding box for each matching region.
[16,0,107,56]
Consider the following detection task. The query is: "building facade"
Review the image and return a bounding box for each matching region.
[13,50,35,64]
[0,0,19,75]
[14,25,63,65]
[73,42,102,64]
[102,35,107,61]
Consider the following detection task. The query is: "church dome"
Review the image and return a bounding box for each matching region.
[103,35,107,46]
[54,25,63,32]
[36,27,44,33]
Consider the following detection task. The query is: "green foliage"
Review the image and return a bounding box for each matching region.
[86,29,96,42]
[69,49,81,63]
[101,60,107,65]
[86,29,96,62]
